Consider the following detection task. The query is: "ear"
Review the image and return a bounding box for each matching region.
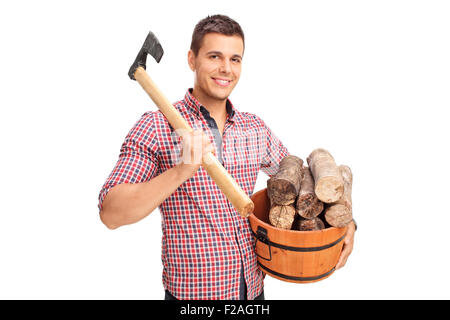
[187,50,196,71]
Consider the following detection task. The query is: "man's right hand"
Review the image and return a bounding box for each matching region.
[176,129,215,179]
[100,129,215,230]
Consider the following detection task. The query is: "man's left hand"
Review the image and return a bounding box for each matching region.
[335,220,356,270]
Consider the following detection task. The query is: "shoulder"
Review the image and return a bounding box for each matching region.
[126,110,168,142]
[130,111,160,132]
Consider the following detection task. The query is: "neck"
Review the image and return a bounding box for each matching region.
[191,88,227,119]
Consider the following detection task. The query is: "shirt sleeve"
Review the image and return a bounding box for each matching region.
[97,112,160,211]
[258,116,290,177]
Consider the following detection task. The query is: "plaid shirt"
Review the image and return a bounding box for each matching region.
[98,89,289,299]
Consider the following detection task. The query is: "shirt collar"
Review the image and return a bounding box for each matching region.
[184,88,236,123]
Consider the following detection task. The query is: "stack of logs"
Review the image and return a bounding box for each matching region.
[267,148,353,231]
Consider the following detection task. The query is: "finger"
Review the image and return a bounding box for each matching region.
[201,134,216,156]
[336,239,353,269]
[335,247,348,269]
[192,132,204,164]
[194,129,203,138]
[336,250,346,269]
[201,133,211,147]
[204,145,214,154]
[335,224,355,270]
[180,135,192,164]
[335,257,346,270]
[345,228,355,242]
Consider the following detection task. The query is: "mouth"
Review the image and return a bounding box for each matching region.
[212,77,232,87]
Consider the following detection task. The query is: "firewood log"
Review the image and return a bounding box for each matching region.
[269,205,296,230]
[297,217,325,231]
[324,165,353,228]
[267,155,304,206]
[296,166,324,219]
[307,148,344,203]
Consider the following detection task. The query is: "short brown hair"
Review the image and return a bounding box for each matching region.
[190,14,245,56]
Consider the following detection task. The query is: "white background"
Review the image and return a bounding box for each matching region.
[1,0,449,299]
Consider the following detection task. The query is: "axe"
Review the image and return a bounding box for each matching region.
[128,31,254,218]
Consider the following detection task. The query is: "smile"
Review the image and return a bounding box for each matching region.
[212,77,232,87]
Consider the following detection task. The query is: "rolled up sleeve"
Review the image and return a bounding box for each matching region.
[98,112,160,211]
[259,118,290,177]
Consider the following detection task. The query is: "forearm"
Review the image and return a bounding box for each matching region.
[100,164,192,229]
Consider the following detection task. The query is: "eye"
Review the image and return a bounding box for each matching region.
[210,55,219,59]
[232,58,241,63]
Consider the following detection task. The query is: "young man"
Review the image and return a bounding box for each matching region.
[98,14,356,300]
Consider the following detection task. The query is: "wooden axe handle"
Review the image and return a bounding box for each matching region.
[134,67,254,217]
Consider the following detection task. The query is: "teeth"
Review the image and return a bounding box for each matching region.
[214,78,230,86]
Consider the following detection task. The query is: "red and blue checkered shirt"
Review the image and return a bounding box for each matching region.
[98,89,289,299]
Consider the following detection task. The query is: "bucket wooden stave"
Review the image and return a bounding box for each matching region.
[249,188,348,283]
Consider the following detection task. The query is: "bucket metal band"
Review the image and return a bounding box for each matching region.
[252,226,346,252]
[257,262,336,282]
[252,226,346,262]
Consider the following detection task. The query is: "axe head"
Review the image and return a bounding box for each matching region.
[128,31,164,80]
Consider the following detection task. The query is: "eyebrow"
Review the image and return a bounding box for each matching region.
[206,51,243,60]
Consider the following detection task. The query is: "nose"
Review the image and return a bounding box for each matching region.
[219,59,232,74]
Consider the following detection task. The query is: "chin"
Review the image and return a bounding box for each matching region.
[210,88,233,101]
[212,93,230,101]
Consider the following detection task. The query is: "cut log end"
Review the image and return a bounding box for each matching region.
[296,194,324,219]
[239,201,254,218]
[297,217,325,231]
[267,155,304,206]
[269,205,296,230]
[267,179,297,206]
[324,204,353,228]
[315,176,344,203]
[307,148,344,203]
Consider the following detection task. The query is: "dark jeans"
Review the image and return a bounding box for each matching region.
[164,290,265,300]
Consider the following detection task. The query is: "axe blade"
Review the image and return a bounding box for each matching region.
[128,31,164,80]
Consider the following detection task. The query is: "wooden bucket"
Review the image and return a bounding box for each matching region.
[248,188,348,283]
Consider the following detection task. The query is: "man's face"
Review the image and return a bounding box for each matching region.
[188,33,244,103]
